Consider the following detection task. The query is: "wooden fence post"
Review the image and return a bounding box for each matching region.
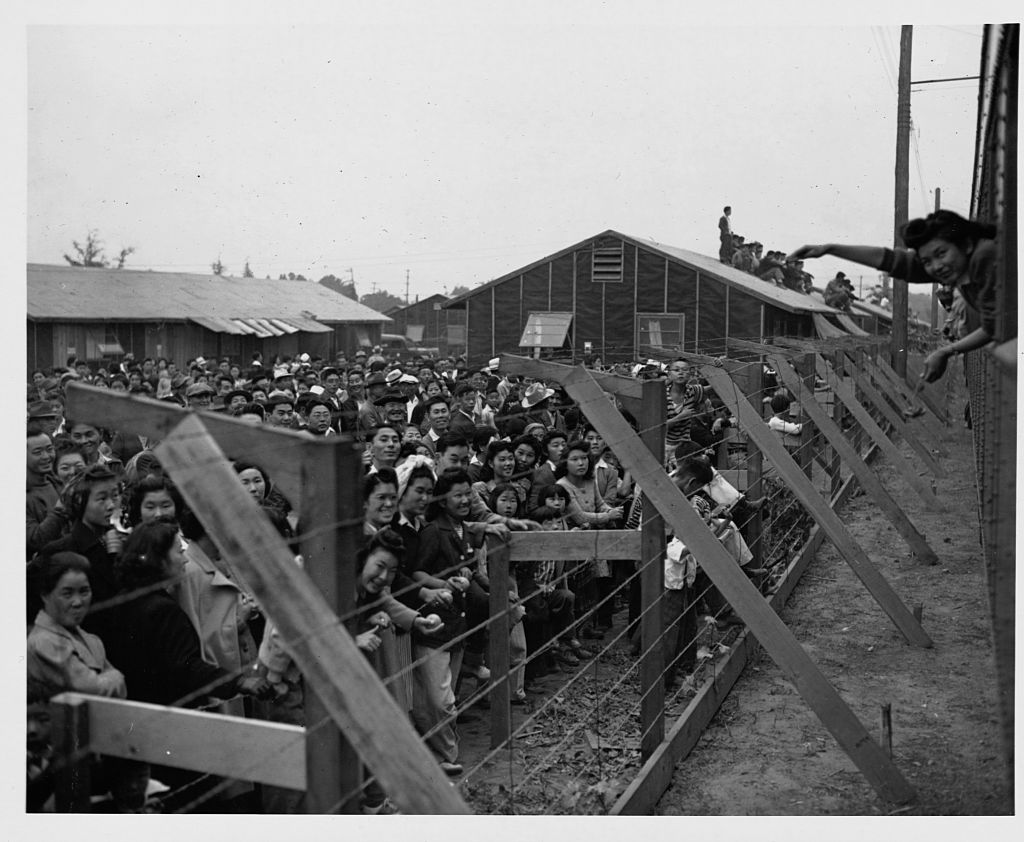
[488,539,512,749]
[300,438,363,814]
[796,352,816,479]
[745,357,765,567]
[639,378,666,760]
[51,693,91,812]
[829,352,844,498]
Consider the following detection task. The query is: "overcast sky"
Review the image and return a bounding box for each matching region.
[19,3,1006,306]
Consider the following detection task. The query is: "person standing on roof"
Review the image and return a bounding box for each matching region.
[718,206,733,264]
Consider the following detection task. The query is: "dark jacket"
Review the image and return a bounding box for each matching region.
[104,588,235,707]
[26,473,66,559]
[413,513,476,648]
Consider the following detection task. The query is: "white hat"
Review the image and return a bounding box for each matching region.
[521,382,555,408]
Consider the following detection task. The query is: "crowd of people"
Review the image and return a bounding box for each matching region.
[25,208,987,814]
[717,205,816,294]
[25,343,767,814]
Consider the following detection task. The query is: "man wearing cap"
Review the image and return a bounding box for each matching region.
[272,367,295,395]
[224,389,253,417]
[374,389,409,435]
[358,371,388,434]
[449,382,479,436]
[185,382,216,410]
[27,401,59,438]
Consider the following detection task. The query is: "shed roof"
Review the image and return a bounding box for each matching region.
[386,293,451,318]
[442,230,839,315]
[26,263,392,326]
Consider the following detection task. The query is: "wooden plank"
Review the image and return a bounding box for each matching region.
[499,353,642,415]
[60,693,307,789]
[612,440,880,815]
[51,693,91,812]
[904,356,950,424]
[562,365,916,804]
[863,356,948,457]
[844,363,947,479]
[488,539,512,749]
[701,363,932,648]
[638,378,666,760]
[796,352,816,478]
[743,351,766,566]
[716,469,748,492]
[830,351,844,498]
[821,362,946,512]
[155,415,471,814]
[506,529,641,561]
[875,356,951,444]
[65,381,313,509]
[769,353,938,565]
[299,429,362,813]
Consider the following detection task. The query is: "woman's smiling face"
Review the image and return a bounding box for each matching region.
[917,236,971,285]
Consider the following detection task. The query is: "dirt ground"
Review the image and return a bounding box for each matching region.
[655,403,1014,816]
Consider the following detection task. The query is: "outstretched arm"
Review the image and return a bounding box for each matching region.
[787,244,888,269]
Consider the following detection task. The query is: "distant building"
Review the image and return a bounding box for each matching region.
[442,230,842,368]
[27,263,391,372]
[384,293,452,354]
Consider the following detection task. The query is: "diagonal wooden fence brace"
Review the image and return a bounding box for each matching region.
[903,356,951,425]
[769,353,938,565]
[838,354,947,479]
[66,382,310,511]
[155,414,471,814]
[699,363,932,648]
[870,356,949,453]
[819,361,946,512]
[560,365,917,804]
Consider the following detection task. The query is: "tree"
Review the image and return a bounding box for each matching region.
[242,260,254,278]
[115,247,136,269]
[64,230,136,268]
[278,272,308,281]
[318,274,358,300]
[449,284,470,297]
[360,290,405,313]
[211,257,226,276]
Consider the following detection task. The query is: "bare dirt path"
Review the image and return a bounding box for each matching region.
[655,404,1012,816]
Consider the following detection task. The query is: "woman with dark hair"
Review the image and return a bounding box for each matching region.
[556,440,624,636]
[27,552,126,698]
[363,468,399,537]
[105,519,268,707]
[125,473,184,527]
[233,459,291,518]
[471,439,521,515]
[510,434,542,509]
[789,210,1002,381]
[39,464,123,643]
[104,521,269,809]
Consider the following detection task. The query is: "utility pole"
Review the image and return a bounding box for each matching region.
[891,24,913,377]
[405,269,410,305]
[930,187,941,330]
